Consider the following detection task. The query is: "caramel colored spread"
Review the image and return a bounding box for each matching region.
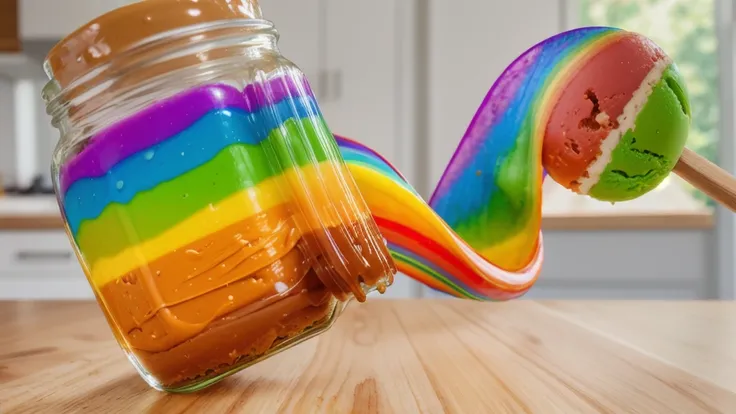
[134,284,334,386]
[98,204,391,387]
[45,0,268,124]
[48,0,396,389]
[46,0,263,89]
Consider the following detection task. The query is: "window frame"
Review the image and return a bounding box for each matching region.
[713,0,736,299]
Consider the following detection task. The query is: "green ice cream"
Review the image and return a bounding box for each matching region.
[588,64,691,202]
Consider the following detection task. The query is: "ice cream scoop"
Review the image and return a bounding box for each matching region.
[542,30,691,202]
[537,29,736,210]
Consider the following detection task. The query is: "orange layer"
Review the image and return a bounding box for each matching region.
[134,289,335,387]
[99,205,392,354]
[99,204,313,352]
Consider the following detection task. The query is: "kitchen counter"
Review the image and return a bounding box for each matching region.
[1,300,735,413]
[0,195,714,230]
[0,195,63,229]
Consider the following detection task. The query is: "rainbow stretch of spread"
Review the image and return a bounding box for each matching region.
[343,26,688,299]
[58,26,690,387]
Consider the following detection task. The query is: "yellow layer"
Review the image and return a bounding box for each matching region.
[89,162,370,287]
[347,164,540,272]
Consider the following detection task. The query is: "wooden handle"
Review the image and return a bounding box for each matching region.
[673,147,736,212]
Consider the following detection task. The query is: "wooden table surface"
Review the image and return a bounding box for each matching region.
[2,300,736,413]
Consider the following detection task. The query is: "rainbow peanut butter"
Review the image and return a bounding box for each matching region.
[45,0,395,391]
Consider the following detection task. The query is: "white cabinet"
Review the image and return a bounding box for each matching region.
[265,0,415,172]
[0,231,92,299]
[320,0,400,166]
[19,0,126,40]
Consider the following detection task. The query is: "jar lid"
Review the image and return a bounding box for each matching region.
[45,0,262,89]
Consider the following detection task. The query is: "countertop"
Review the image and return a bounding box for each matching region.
[0,196,63,230]
[0,195,715,230]
[1,300,735,413]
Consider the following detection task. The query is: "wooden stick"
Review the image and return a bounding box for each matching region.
[674,147,736,212]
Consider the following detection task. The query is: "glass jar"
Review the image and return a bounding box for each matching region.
[42,0,395,393]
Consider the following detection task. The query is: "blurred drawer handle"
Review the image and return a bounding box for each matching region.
[330,69,342,100]
[317,70,329,101]
[15,250,73,262]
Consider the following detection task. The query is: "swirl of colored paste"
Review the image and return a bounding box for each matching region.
[339,26,690,300]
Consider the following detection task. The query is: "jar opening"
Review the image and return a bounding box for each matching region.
[44,0,263,89]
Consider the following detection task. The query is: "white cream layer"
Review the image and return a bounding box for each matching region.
[577,57,673,194]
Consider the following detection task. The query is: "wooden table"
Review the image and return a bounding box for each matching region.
[1,300,736,413]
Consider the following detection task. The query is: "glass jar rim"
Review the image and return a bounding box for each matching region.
[44,0,264,90]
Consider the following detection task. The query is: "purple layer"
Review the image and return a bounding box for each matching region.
[59,74,314,194]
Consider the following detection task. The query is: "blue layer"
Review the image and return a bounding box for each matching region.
[63,95,320,234]
[430,27,613,229]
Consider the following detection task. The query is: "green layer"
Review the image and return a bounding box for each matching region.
[76,116,334,266]
[589,64,691,202]
[453,113,537,250]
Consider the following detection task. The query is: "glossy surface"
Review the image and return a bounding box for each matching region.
[45,0,263,88]
[2,300,736,413]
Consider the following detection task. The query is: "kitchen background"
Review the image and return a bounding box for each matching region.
[0,0,730,300]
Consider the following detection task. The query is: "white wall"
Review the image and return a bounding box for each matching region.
[426,0,563,186]
[0,79,15,185]
[524,229,708,299]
